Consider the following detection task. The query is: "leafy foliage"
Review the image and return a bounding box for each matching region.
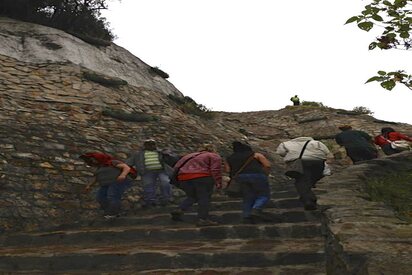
[352,106,374,115]
[0,0,114,45]
[347,0,412,91]
[346,0,412,50]
[365,70,412,90]
[168,94,215,119]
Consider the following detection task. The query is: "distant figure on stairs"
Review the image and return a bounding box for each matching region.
[127,139,173,208]
[80,152,133,219]
[276,137,331,211]
[170,143,223,227]
[224,141,272,224]
[290,95,300,106]
[335,125,378,163]
[374,127,412,155]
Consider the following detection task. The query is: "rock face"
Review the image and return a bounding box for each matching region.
[0,17,182,96]
[1,18,412,274]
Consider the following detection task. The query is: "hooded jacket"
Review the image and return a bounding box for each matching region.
[276,137,330,163]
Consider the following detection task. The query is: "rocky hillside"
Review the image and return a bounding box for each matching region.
[1,18,412,232]
[1,18,412,274]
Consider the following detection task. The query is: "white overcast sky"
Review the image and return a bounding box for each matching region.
[102,0,412,124]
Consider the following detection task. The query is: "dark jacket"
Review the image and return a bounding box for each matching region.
[226,151,266,177]
[335,130,376,152]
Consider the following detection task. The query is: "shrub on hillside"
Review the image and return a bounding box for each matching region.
[168,94,215,119]
[0,0,114,45]
[301,101,325,107]
[366,171,412,222]
[352,106,373,115]
[149,67,169,79]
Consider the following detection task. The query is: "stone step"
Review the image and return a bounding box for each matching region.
[135,263,327,275]
[211,189,300,201]
[0,239,325,272]
[0,222,323,247]
[0,263,326,275]
[136,197,306,215]
[70,209,320,231]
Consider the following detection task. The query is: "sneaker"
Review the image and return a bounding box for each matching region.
[170,209,184,221]
[103,214,117,220]
[304,204,317,211]
[196,219,219,227]
[242,217,255,224]
[250,208,271,221]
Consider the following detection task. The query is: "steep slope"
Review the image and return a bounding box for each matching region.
[0,17,181,96]
[1,18,412,274]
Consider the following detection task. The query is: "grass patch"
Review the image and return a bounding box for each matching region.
[102,109,158,122]
[366,171,412,222]
[149,66,169,79]
[301,101,326,107]
[83,71,128,87]
[168,94,215,119]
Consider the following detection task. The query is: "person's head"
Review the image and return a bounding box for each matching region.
[198,143,216,152]
[79,152,114,167]
[381,127,395,135]
[232,141,252,152]
[143,139,157,151]
[338,125,352,131]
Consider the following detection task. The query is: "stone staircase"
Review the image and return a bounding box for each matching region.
[0,184,327,274]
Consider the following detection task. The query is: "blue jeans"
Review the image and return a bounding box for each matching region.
[236,174,270,218]
[142,170,171,204]
[96,179,132,215]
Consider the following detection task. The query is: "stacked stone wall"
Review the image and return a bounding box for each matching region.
[0,54,244,231]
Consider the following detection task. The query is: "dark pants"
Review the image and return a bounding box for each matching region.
[294,159,324,209]
[381,143,400,156]
[237,174,270,218]
[179,176,214,220]
[96,179,132,215]
[346,147,377,163]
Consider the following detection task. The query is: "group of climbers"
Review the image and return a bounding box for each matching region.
[79,125,411,226]
[275,125,411,211]
[79,139,272,226]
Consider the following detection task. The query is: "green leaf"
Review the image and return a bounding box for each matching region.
[388,10,399,17]
[387,33,397,39]
[383,0,392,6]
[378,71,387,76]
[369,42,377,50]
[372,14,384,21]
[394,0,407,8]
[365,76,383,83]
[381,80,396,90]
[345,16,359,24]
[400,32,410,38]
[358,21,374,31]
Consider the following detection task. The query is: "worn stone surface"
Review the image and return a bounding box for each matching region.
[317,152,412,274]
[0,17,181,96]
[1,18,412,274]
[0,185,327,274]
